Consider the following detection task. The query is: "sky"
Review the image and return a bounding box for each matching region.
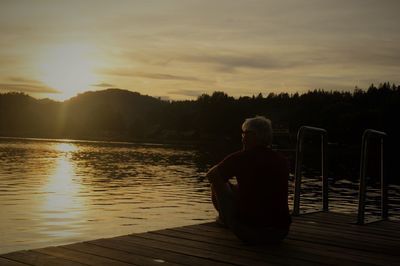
[1,0,399,101]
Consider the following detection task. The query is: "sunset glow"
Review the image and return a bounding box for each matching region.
[1,1,400,100]
[38,44,99,100]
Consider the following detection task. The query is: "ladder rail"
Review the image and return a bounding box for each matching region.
[357,129,387,224]
[293,126,328,216]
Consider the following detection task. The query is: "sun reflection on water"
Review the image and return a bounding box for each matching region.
[39,142,85,238]
[54,142,78,153]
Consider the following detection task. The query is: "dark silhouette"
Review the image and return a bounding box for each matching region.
[207,116,291,244]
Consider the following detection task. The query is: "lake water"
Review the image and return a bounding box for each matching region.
[1,138,399,254]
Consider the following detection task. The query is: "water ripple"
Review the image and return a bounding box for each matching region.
[1,137,399,254]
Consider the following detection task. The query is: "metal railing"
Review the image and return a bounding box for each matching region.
[357,129,387,225]
[293,126,328,216]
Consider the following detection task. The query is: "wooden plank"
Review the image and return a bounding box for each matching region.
[363,220,400,233]
[291,220,400,240]
[2,212,399,266]
[187,215,400,243]
[63,242,182,266]
[283,238,400,266]
[176,219,400,265]
[89,238,234,266]
[287,228,399,255]
[289,221,400,245]
[35,246,132,266]
[2,250,87,266]
[138,230,335,266]
[295,212,400,236]
[163,226,393,266]
[120,234,278,266]
[0,257,30,266]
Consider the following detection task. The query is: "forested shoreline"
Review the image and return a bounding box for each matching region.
[1,82,399,182]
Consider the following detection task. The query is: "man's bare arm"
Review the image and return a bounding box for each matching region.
[206,164,224,184]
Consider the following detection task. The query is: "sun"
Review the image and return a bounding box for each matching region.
[39,43,99,100]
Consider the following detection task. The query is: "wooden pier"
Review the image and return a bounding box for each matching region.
[1,212,399,266]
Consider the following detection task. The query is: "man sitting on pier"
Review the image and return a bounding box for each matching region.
[207,116,291,244]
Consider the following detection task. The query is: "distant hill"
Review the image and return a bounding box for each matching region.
[61,89,166,139]
[65,88,162,111]
[0,89,164,140]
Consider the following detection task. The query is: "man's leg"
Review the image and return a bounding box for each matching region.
[212,183,288,244]
[210,182,238,229]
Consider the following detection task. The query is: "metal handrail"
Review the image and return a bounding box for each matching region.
[357,129,387,225]
[293,126,328,216]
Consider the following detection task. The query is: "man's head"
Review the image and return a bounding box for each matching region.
[241,116,272,149]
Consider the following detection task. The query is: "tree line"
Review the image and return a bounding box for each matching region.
[0,82,399,182]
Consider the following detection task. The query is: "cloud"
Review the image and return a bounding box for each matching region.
[0,76,60,94]
[7,76,42,84]
[182,43,400,74]
[137,48,293,69]
[92,82,115,87]
[133,72,200,81]
[167,89,205,98]
[338,45,400,67]
[120,49,301,74]
[103,68,201,81]
[195,53,294,72]
[175,52,299,72]
[0,83,60,94]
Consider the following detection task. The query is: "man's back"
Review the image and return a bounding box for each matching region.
[218,146,291,229]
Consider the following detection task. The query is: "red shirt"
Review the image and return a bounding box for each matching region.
[218,146,291,229]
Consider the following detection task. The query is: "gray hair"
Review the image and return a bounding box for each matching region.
[242,116,273,146]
